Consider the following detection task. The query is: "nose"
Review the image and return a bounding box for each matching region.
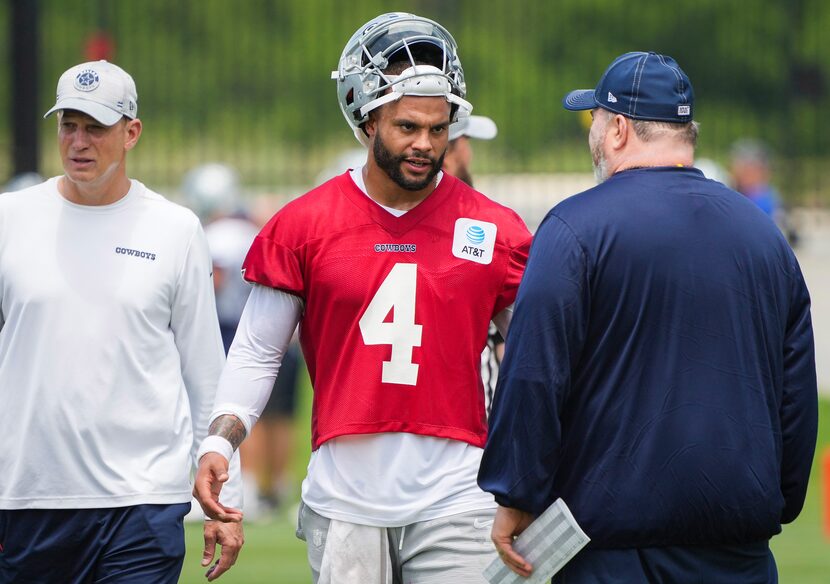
[411,129,433,154]
[70,128,91,150]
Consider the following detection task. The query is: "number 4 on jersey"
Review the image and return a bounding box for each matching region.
[358,263,423,385]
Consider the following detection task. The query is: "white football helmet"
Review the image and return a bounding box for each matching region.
[332,12,472,146]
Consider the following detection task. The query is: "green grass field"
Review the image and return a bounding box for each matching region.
[179,393,830,583]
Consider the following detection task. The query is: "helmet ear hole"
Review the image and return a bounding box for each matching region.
[346,88,354,106]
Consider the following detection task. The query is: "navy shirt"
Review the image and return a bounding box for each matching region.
[479,167,817,548]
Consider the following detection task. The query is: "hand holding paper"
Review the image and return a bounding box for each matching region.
[491,506,534,577]
[484,498,590,584]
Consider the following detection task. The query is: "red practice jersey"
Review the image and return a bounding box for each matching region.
[243,172,531,449]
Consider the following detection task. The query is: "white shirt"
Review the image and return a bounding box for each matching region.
[208,167,505,526]
[0,177,241,509]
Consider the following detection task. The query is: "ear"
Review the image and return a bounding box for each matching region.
[609,114,630,152]
[363,114,378,140]
[124,118,143,151]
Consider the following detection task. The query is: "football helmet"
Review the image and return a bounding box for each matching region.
[332,12,472,146]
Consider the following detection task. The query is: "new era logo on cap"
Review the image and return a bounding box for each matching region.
[562,51,694,123]
[43,60,138,126]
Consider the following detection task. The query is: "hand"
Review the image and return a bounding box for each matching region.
[193,452,243,522]
[491,505,534,578]
[202,520,244,581]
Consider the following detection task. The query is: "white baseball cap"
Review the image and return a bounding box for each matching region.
[43,60,138,126]
[449,114,498,141]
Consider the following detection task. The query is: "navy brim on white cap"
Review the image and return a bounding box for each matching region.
[562,89,598,111]
[44,60,138,126]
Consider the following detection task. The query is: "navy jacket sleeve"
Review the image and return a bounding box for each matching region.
[478,213,589,514]
[779,259,818,524]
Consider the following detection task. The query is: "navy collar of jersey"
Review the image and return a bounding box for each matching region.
[611,165,705,179]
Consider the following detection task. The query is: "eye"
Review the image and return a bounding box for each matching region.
[85,124,110,136]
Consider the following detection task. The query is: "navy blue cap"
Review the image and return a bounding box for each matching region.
[563,52,694,122]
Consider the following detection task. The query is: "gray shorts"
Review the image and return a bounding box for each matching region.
[297,502,497,583]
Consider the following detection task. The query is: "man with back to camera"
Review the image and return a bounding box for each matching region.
[478,51,817,583]
[0,60,243,583]
[193,12,532,583]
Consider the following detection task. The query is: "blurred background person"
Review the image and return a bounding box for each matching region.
[443,114,497,188]
[182,163,303,521]
[182,163,258,351]
[730,138,799,246]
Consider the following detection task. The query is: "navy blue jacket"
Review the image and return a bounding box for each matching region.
[479,167,818,548]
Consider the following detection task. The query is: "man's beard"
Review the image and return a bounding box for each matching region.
[373,130,445,191]
[589,113,610,183]
[591,136,609,183]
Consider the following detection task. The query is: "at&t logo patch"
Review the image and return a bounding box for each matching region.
[452,218,497,265]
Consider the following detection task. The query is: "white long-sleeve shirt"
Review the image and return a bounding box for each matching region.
[0,177,240,509]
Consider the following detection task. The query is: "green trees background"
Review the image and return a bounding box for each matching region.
[1,0,827,202]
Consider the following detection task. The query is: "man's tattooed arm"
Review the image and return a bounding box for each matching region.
[208,415,247,451]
